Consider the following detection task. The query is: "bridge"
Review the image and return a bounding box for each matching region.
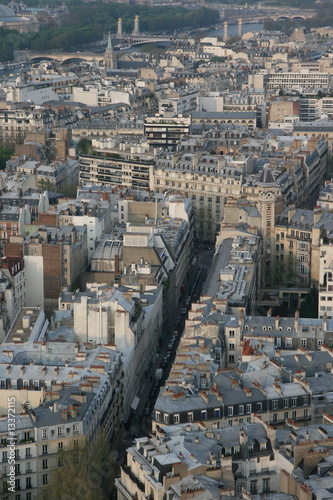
[27,35,174,63]
[28,52,105,63]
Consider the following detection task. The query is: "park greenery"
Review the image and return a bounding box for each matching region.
[0,2,217,61]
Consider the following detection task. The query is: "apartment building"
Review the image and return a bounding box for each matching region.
[154,151,252,241]
[4,226,88,311]
[0,103,53,142]
[144,114,191,148]
[116,420,279,500]
[57,197,112,260]
[0,342,123,500]
[191,111,257,131]
[58,283,162,421]
[293,121,333,154]
[0,205,31,251]
[267,72,329,92]
[79,139,155,190]
[0,256,26,340]
[36,159,79,191]
[202,229,261,316]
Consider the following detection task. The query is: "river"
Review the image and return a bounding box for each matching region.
[207,22,264,38]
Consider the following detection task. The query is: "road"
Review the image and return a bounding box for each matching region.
[118,246,214,461]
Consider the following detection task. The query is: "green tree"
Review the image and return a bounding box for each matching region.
[299,285,318,318]
[0,147,14,170]
[42,431,118,500]
[77,138,93,155]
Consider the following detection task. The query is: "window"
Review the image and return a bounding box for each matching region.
[42,474,48,485]
[214,408,220,418]
[291,398,297,407]
[273,413,277,423]
[229,344,235,351]
[263,478,270,493]
[73,440,79,448]
[42,444,48,455]
[228,406,233,416]
[257,402,262,412]
[303,396,309,406]
[301,339,307,348]
[228,420,233,427]
[229,355,234,363]
[238,405,244,415]
[42,459,48,470]
[57,427,63,437]
[164,414,169,424]
[174,414,179,424]
[201,410,207,420]
[229,330,235,338]
[250,481,257,494]
[304,409,308,419]
[283,399,289,409]
[26,477,31,489]
[42,429,47,439]
[15,464,20,474]
[285,338,292,348]
[26,448,31,458]
[187,412,193,422]
[2,451,7,462]
[58,442,63,451]
[246,404,251,414]
[292,410,297,420]
[155,411,160,421]
[284,412,288,420]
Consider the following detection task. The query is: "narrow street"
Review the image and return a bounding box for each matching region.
[118,246,214,461]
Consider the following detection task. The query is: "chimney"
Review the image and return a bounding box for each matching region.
[239,428,248,445]
[54,401,59,412]
[62,409,68,421]
[288,205,296,223]
[294,310,299,330]
[314,210,321,225]
[115,253,120,275]
[267,308,272,317]
[275,315,280,329]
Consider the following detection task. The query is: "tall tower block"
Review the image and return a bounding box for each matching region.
[104,32,117,70]
[238,18,243,38]
[223,21,228,41]
[117,18,123,38]
[133,15,139,36]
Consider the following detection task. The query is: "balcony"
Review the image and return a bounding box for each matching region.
[122,465,145,493]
